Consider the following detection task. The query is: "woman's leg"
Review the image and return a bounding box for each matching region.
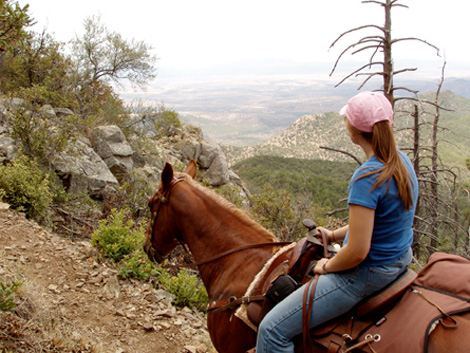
[256,249,412,353]
[256,272,362,353]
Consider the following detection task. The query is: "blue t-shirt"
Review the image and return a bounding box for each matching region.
[344,150,418,266]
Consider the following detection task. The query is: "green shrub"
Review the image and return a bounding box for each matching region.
[8,105,78,165]
[91,208,144,262]
[213,183,246,209]
[0,155,53,220]
[118,250,159,281]
[0,280,22,312]
[155,266,208,311]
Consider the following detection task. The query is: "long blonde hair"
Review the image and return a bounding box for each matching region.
[348,120,414,210]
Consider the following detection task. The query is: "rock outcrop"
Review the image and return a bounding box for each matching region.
[0,99,248,201]
[52,138,119,197]
[92,125,134,183]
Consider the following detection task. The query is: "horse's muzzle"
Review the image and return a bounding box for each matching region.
[143,238,161,264]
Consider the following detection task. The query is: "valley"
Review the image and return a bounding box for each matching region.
[120,72,470,178]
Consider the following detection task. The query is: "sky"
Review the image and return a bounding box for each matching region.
[21,0,470,81]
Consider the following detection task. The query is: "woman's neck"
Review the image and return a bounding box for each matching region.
[358,139,374,160]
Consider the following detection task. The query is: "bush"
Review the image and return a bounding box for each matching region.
[91,208,144,262]
[118,250,159,281]
[7,103,78,165]
[0,155,53,220]
[155,266,208,311]
[0,280,22,312]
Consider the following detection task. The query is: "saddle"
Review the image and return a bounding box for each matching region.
[227,219,417,331]
[304,252,470,353]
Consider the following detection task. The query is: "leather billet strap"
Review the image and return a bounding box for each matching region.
[207,294,266,313]
[303,275,320,350]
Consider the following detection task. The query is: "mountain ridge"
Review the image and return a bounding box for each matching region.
[223,90,470,179]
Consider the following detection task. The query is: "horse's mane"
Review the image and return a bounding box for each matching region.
[179,173,278,243]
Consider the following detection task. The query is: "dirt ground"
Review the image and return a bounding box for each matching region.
[0,204,215,353]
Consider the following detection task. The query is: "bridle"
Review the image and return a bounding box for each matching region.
[146,175,186,264]
[146,175,291,268]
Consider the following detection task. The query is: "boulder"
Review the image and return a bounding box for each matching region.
[40,104,56,117]
[52,138,118,197]
[54,107,75,118]
[0,97,26,111]
[0,136,17,164]
[199,141,230,186]
[91,125,134,183]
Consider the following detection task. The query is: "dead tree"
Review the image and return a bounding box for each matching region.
[324,0,469,259]
[329,0,439,106]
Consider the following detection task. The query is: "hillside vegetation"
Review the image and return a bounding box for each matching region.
[224,91,470,181]
[233,155,356,211]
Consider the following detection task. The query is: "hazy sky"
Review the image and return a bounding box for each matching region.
[23,0,469,79]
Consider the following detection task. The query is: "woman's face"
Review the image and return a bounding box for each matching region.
[345,118,358,144]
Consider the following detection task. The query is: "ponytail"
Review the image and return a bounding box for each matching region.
[352,121,414,210]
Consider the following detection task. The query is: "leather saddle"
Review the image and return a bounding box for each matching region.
[245,235,416,326]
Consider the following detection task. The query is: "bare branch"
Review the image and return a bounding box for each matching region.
[391,86,419,95]
[330,25,385,50]
[324,207,349,216]
[393,67,417,75]
[319,146,363,165]
[334,62,383,87]
[356,71,384,89]
[392,37,440,56]
[330,37,384,75]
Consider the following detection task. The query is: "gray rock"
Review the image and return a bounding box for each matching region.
[199,141,230,186]
[92,125,134,182]
[54,107,75,117]
[52,138,118,196]
[0,97,26,110]
[40,104,56,117]
[103,275,121,299]
[0,136,17,163]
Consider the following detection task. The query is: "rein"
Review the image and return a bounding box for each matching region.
[163,241,292,269]
[147,175,291,268]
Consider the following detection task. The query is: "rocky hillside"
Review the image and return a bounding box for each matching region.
[0,97,246,352]
[223,112,362,165]
[0,97,249,205]
[224,91,470,177]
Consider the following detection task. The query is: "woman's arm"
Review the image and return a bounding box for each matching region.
[315,204,375,274]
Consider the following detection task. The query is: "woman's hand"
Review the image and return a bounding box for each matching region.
[317,227,333,243]
[314,258,330,275]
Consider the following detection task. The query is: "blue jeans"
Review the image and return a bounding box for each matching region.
[256,248,412,353]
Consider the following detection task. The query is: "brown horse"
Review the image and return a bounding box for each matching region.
[144,160,470,353]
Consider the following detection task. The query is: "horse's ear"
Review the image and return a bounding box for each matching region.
[161,162,174,187]
[184,159,197,179]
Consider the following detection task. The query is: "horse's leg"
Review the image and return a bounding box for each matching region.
[428,314,470,353]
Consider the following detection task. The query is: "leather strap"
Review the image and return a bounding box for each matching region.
[167,241,292,269]
[303,275,320,350]
[207,295,265,313]
[327,341,342,353]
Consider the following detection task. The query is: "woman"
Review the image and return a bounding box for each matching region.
[256,91,419,353]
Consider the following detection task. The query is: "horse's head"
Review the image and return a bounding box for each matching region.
[143,159,198,263]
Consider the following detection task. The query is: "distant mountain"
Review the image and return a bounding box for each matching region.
[223,112,363,165]
[223,90,470,179]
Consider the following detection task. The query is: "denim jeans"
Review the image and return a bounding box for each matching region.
[256,248,412,353]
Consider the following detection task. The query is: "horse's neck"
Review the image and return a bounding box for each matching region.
[174,185,276,297]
